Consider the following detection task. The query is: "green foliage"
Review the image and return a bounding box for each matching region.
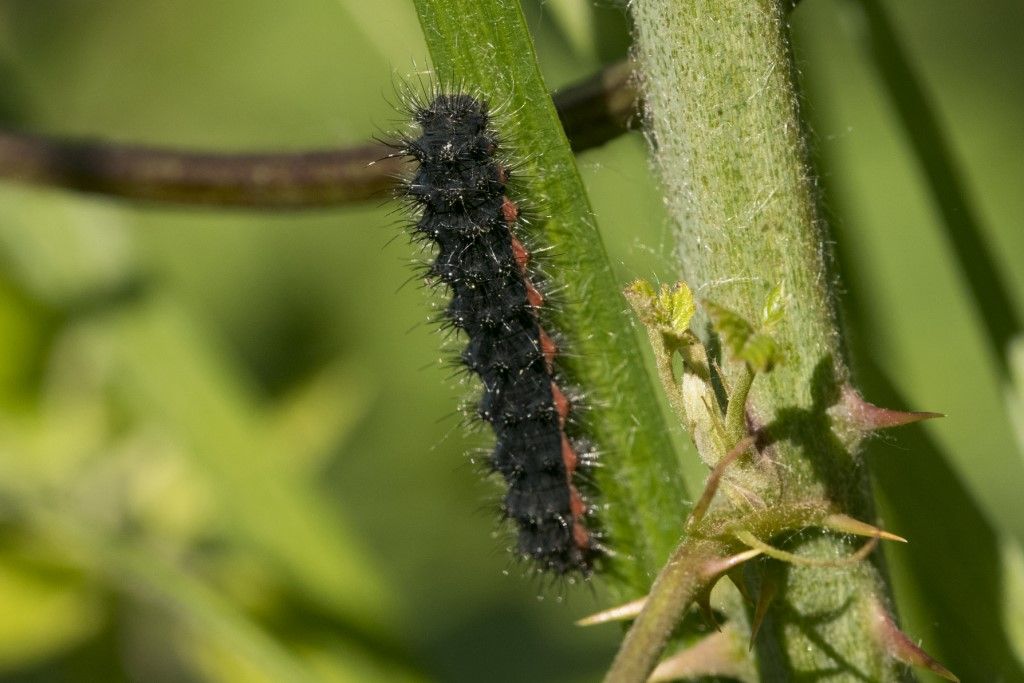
[627,0,1019,679]
[625,280,696,345]
[0,1,1021,682]
[703,295,783,373]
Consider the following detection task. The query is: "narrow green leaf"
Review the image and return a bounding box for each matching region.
[865,367,1024,682]
[0,480,319,683]
[104,543,320,683]
[1008,334,1024,456]
[410,0,688,591]
[111,299,394,635]
[266,361,373,476]
[0,554,99,669]
[851,0,1022,373]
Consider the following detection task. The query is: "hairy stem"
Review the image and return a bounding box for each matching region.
[602,538,740,683]
[631,0,907,678]
[724,364,755,444]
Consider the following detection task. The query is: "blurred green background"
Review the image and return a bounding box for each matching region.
[0,1,1021,681]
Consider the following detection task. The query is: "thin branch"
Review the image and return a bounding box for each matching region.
[0,134,398,209]
[0,60,638,210]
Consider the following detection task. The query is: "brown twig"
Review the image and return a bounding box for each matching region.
[0,60,638,210]
[0,134,399,209]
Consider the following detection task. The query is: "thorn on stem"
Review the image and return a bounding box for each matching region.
[577,597,647,626]
[823,513,908,543]
[700,549,763,581]
[726,567,753,604]
[838,384,943,432]
[749,562,782,649]
[695,587,720,631]
[870,596,959,681]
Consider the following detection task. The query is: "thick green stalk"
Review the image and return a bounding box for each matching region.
[631,0,906,679]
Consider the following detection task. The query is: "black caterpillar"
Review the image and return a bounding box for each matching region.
[396,92,598,574]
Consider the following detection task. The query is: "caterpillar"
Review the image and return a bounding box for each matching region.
[396,91,599,575]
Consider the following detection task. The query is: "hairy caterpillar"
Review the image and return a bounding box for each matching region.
[395,91,599,574]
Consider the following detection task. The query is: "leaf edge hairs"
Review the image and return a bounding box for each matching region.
[392,89,600,575]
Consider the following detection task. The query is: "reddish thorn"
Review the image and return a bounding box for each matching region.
[749,563,781,650]
[839,385,943,431]
[726,568,752,604]
[695,588,720,631]
[701,549,762,581]
[870,596,959,681]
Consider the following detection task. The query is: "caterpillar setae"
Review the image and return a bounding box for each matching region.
[395,91,599,575]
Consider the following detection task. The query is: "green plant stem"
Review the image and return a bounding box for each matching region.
[724,364,755,444]
[639,326,690,429]
[603,538,733,683]
[630,0,907,678]
[850,0,1021,372]
[411,0,688,593]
